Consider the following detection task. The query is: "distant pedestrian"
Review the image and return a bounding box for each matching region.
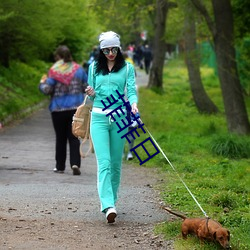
[39,45,88,175]
[134,45,144,69]
[143,44,152,74]
[86,46,99,71]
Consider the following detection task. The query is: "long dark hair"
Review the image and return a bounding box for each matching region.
[95,48,126,75]
[54,45,73,63]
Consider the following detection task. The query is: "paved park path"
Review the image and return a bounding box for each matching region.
[0,70,173,250]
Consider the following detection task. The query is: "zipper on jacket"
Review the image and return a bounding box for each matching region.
[108,72,111,97]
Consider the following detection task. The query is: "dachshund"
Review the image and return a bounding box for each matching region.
[162,206,231,249]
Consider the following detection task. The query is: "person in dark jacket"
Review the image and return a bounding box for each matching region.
[143,44,152,74]
[39,45,88,175]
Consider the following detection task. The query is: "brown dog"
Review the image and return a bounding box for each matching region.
[162,207,231,249]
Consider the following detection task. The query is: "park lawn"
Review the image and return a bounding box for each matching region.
[130,58,250,250]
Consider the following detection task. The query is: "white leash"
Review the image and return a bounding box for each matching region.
[139,118,209,218]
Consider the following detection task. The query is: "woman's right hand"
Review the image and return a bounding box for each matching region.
[85,86,95,97]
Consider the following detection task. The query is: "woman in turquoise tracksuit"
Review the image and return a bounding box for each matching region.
[86,31,138,223]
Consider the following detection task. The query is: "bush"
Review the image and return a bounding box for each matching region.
[210,191,237,209]
[0,60,49,123]
[210,135,250,159]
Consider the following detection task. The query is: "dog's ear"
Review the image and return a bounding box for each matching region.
[227,230,230,240]
[213,231,217,240]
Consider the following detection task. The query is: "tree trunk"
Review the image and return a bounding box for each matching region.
[184,4,218,114]
[212,0,250,134]
[191,0,250,134]
[148,0,169,89]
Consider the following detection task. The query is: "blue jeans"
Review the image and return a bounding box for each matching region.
[90,111,127,212]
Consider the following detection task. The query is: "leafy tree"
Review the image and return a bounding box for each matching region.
[232,0,250,95]
[148,0,177,89]
[183,1,218,114]
[0,0,99,67]
[91,0,155,47]
[190,0,250,134]
[53,1,99,62]
[232,0,250,39]
[164,1,184,44]
[0,0,57,66]
[91,0,218,114]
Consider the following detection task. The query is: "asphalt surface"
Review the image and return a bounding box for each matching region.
[0,106,166,222]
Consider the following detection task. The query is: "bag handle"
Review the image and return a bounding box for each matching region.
[79,110,93,158]
[79,95,94,158]
[83,94,88,105]
[79,137,93,158]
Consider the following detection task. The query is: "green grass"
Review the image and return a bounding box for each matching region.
[129,58,250,250]
[0,60,50,123]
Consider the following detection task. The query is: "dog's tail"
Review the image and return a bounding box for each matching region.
[162,206,187,220]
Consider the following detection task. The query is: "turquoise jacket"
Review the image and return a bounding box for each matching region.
[87,62,138,109]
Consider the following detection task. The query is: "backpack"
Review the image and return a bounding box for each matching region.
[72,95,93,158]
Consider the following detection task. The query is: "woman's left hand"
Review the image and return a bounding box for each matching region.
[131,103,138,114]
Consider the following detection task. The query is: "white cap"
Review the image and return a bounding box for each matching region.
[99,31,121,49]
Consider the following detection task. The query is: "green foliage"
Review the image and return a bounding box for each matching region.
[92,0,156,46]
[165,0,213,45]
[236,37,250,95]
[165,3,184,44]
[232,0,250,39]
[0,60,49,122]
[0,0,100,66]
[210,191,238,209]
[129,58,250,249]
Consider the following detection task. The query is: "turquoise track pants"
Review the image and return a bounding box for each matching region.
[90,111,127,212]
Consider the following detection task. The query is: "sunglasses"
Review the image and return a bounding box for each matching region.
[102,47,119,55]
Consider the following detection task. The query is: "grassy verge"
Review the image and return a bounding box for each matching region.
[129,58,250,250]
[0,60,50,125]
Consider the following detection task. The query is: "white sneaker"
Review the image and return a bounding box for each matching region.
[72,165,81,175]
[53,168,64,173]
[127,151,133,160]
[105,207,117,223]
